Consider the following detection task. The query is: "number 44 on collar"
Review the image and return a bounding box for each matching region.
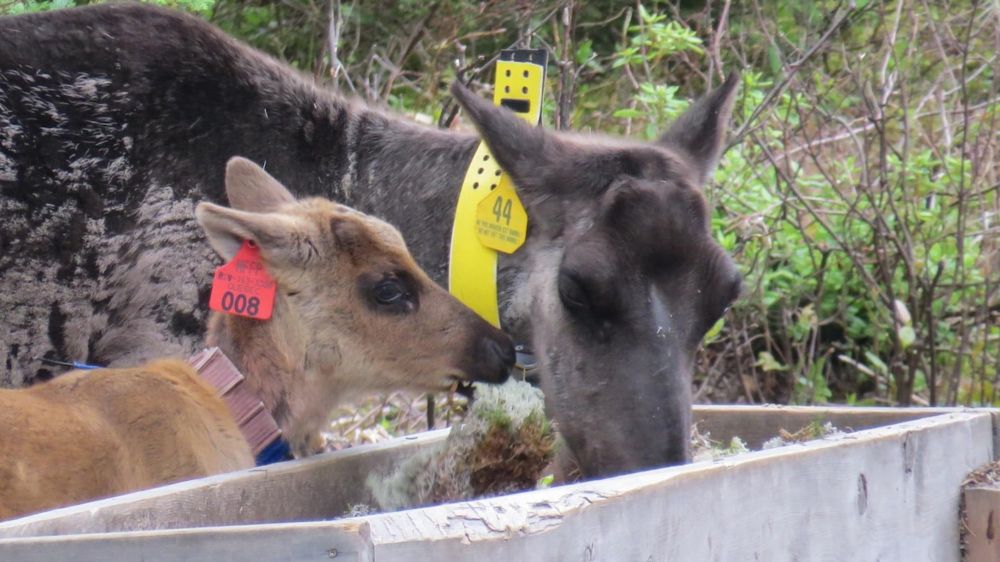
[449,49,547,328]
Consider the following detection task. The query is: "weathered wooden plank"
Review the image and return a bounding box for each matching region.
[0,429,448,538]
[964,486,1000,562]
[693,404,984,449]
[3,405,993,544]
[358,412,995,562]
[0,521,373,562]
[5,409,985,561]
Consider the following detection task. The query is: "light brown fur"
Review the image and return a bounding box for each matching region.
[0,157,512,520]
[0,359,251,521]
[200,158,512,457]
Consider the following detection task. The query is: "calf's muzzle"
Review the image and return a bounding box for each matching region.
[461,324,514,385]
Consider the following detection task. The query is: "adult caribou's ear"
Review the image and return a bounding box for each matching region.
[450,81,560,192]
[195,203,309,266]
[659,72,740,185]
[225,157,296,212]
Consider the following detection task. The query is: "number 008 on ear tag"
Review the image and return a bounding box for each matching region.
[209,240,276,320]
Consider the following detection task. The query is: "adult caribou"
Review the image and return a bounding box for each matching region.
[0,4,741,478]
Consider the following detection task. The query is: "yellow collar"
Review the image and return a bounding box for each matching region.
[448,54,546,327]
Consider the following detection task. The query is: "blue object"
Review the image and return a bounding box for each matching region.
[255,438,292,466]
[69,361,101,370]
[38,357,102,370]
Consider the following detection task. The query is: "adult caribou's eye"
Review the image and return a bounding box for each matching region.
[372,279,405,304]
[558,271,590,312]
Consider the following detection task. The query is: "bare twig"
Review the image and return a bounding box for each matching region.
[326,0,356,94]
[708,0,732,83]
[380,1,441,100]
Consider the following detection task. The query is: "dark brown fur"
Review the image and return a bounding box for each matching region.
[0,4,740,478]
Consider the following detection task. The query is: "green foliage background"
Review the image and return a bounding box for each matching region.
[3,0,997,407]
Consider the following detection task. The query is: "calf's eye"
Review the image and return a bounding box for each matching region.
[373,279,405,304]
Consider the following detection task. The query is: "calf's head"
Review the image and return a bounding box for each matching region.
[196,158,513,452]
[451,75,742,478]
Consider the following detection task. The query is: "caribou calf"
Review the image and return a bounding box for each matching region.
[0,157,513,520]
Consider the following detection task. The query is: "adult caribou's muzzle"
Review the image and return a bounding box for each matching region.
[543,335,694,479]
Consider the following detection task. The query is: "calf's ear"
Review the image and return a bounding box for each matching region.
[224,157,296,213]
[659,72,740,185]
[195,203,309,268]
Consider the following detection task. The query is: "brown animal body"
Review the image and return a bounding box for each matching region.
[0,359,251,521]
[0,158,513,520]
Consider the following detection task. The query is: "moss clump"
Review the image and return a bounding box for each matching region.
[369,379,555,511]
[468,410,554,497]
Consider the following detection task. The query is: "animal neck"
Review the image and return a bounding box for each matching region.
[336,110,478,275]
[342,109,478,206]
[205,294,306,433]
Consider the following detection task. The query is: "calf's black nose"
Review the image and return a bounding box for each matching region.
[480,336,514,383]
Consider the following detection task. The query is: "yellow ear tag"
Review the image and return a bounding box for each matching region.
[475,174,528,253]
[470,58,541,254]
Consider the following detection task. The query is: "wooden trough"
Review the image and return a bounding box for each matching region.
[0,405,997,561]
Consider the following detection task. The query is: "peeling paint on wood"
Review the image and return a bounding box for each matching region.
[360,412,995,561]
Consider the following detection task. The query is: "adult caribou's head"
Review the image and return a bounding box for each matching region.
[451,74,742,478]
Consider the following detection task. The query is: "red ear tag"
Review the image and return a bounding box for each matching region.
[209,240,276,320]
